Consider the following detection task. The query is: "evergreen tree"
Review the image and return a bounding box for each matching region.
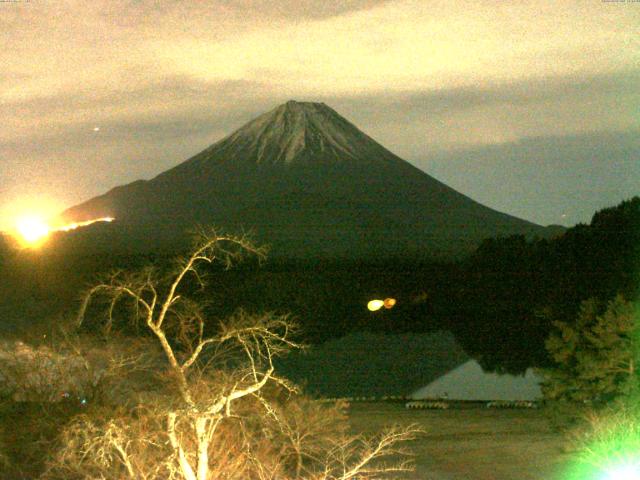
[541,295,638,414]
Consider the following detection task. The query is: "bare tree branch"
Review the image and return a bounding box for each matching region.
[45,229,419,480]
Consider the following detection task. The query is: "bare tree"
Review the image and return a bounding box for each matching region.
[44,229,420,480]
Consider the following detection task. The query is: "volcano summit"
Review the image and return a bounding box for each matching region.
[61,101,550,258]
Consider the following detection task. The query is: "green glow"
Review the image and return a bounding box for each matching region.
[604,463,640,480]
[561,302,640,480]
[574,227,640,480]
[562,431,640,480]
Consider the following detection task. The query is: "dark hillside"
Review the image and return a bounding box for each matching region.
[59,101,552,259]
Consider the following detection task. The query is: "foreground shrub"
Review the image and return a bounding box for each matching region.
[36,229,419,480]
[562,402,640,480]
[0,398,85,479]
[42,393,417,480]
[541,295,637,427]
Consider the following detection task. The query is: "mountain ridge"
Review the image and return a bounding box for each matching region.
[59,100,553,259]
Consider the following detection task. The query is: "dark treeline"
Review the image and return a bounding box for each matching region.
[198,255,463,342]
[1,197,637,374]
[451,196,639,373]
[214,197,639,374]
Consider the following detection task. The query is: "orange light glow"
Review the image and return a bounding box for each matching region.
[57,217,114,232]
[12,216,115,248]
[15,216,50,246]
[367,298,397,312]
[383,298,397,309]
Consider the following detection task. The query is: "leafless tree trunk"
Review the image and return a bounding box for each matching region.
[55,228,423,480]
[76,230,301,479]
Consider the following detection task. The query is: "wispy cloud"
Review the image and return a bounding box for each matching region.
[0,0,637,227]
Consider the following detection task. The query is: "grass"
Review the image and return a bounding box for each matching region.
[0,398,582,479]
[0,399,83,479]
[346,402,570,480]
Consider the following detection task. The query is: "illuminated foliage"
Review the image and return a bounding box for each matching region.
[541,296,638,421]
[41,229,420,480]
[562,403,640,480]
[456,197,639,374]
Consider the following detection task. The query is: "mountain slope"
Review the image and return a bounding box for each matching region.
[60,101,550,258]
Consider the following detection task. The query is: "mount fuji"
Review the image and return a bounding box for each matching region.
[60,100,552,258]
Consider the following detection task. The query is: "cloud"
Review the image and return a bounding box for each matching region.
[0,76,275,143]
[0,0,637,227]
[3,68,637,166]
[217,0,391,20]
[149,0,640,94]
[0,77,272,222]
[326,69,640,156]
[3,0,638,104]
[419,130,640,227]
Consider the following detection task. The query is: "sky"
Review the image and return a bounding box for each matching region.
[1,0,638,230]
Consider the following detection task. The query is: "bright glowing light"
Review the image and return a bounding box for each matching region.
[15,216,50,246]
[368,298,397,311]
[11,215,115,248]
[367,300,384,312]
[383,298,397,309]
[57,217,114,232]
[605,463,640,480]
